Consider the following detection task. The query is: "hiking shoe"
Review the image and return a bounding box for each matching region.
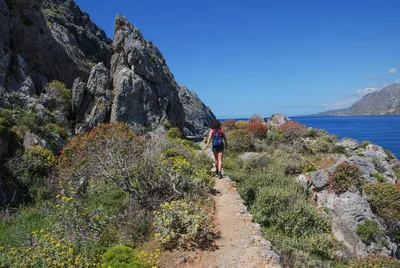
[218,171,223,179]
[215,170,219,176]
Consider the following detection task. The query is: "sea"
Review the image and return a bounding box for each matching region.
[220,116,400,158]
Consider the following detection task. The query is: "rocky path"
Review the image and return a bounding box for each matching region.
[160,175,281,268]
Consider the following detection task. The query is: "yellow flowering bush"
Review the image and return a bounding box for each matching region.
[0,183,107,267]
[153,200,212,249]
[24,145,58,172]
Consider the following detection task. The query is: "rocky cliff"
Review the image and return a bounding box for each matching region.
[0,0,215,136]
[178,85,216,137]
[109,15,185,131]
[317,84,400,116]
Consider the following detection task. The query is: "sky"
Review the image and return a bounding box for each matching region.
[75,0,400,118]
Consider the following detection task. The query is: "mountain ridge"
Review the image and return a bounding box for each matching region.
[315,84,400,116]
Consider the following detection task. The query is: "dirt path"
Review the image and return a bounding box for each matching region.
[160,176,281,268]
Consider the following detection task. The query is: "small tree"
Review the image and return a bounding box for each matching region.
[59,123,188,209]
[249,114,264,124]
[246,122,268,139]
[278,122,307,141]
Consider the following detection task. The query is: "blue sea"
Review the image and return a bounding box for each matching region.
[221,116,400,158]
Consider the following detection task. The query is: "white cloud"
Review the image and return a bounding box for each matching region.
[321,86,381,110]
[388,68,397,74]
[354,87,379,96]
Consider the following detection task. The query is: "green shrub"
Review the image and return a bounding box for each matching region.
[242,153,269,172]
[163,121,171,130]
[0,118,12,137]
[48,80,71,106]
[43,123,68,138]
[385,150,397,160]
[153,200,212,249]
[328,162,363,194]
[19,110,41,133]
[352,255,400,267]
[86,179,129,215]
[356,153,365,157]
[356,220,381,245]
[166,127,182,139]
[102,245,145,268]
[0,109,16,125]
[311,135,335,153]
[226,129,252,152]
[0,207,53,247]
[234,120,249,129]
[359,140,371,148]
[372,173,386,183]
[363,183,400,220]
[24,145,57,173]
[302,162,317,173]
[332,145,346,154]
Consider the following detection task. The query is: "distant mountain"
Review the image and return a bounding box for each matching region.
[316,84,400,116]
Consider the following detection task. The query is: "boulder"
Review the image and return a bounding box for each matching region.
[177,85,216,137]
[331,192,397,257]
[365,144,389,161]
[110,14,184,131]
[311,170,329,191]
[336,138,358,150]
[23,132,47,149]
[267,113,291,128]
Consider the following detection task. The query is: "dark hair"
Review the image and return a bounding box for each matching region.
[211,120,221,129]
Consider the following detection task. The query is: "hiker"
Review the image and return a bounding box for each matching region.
[203,120,227,179]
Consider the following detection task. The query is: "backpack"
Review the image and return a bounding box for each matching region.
[212,129,223,147]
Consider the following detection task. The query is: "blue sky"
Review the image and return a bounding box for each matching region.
[75,0,400,118]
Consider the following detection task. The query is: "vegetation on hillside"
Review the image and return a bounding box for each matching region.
[0,123,214,267]
[222,114,400,267]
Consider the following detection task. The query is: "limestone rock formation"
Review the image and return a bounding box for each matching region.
[73,63,112,133]
[267,113,291,128]
[178,85,216,137]
[331,192,397,257]
[0,0,112,102]
[336,138,359,150]
[110,14,184,131]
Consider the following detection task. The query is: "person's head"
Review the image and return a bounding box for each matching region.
[211,120,221,129]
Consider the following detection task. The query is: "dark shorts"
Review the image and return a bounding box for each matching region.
[212,144,224,152]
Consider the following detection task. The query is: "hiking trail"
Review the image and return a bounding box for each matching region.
[160,147,281,268]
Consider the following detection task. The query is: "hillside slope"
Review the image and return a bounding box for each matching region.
[317,84,400,116]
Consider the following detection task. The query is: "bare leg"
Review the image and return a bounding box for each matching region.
[213,152,219,172]
[217,152,223,173]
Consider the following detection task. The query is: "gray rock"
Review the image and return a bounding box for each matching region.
[74,64,111,133]
[110,15,184,131]
[87,63,110,97]
[178,85,216,137]
[331,192,397,257]
[365,144,389,161]
[348,156,377,180]
[267,113,291,128]
[23,132,47,149]
[311,170,329,191]
[336,138,358,150]
[71,77,86,114]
